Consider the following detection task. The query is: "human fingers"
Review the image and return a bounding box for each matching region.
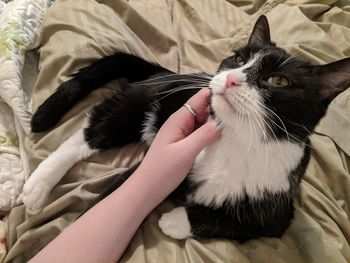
[154,89,211,144]
[179,120,221,157]
[173,88,210,124]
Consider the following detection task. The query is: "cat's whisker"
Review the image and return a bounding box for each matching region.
[155,84,208,95]
[284,119,312,136]
[255,102,313,148]
[136,79,211,87]
[258,120,273,184]
[135,74,185,84]
[140,72,212,83]
[249,106,269,141]
[288,50,302,59]
[193,223,207,237]
[153,85,208,104]
[260,114,287,155]
[249,106,271,179]
[244,110,254,160]
[260,112,314,150]
[255,101,290,141]
[155,85,209,95]
[232,110,244,138]
[279,55,295,68]
[249,105,274,181]
[254,106,283,142]
[278,50,302,68]
[235,108,254,165]
[251,105,285,156]
[262,106,291,142]
[156,87,207,97]
[134,74,212,88]
[191,72,214,80]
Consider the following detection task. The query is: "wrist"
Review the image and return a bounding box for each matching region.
[112,166,168,214]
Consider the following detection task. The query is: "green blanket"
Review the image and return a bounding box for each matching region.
[5,0,350,262]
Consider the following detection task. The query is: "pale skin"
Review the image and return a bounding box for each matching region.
[29,89,221,263]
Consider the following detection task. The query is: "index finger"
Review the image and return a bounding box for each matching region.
[175,88,210,122]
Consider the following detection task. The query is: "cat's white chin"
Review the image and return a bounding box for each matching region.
[211,93,240,127]
[216,93,236,112]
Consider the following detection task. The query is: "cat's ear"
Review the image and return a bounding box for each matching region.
[313,57,350,104]
[248,15,271,46]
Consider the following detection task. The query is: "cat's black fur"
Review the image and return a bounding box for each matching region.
[31,16,350,242]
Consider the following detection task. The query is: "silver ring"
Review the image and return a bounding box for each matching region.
[183,103,197,117]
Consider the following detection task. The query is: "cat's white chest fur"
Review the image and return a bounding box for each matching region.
[189,120,304,207]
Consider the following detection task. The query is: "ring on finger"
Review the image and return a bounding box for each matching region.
[183,103,198,117]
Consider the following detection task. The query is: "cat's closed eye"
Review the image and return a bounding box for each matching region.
[265,75,289,87]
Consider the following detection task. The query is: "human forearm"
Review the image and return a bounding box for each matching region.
[29,168,164,263]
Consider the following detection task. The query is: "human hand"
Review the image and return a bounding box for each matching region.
[136,88,221,199]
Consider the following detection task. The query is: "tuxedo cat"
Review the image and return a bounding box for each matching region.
[23,16,350,241]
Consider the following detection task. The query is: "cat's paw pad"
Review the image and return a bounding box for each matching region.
[158,207,192,240]
[22,179,51,212]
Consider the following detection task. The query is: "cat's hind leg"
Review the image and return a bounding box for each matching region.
[22,127,97,211]
[159,204,290,241]
[158,206,193,239]
[158,205,237,240]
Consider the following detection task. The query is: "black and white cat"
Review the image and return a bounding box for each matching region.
[23,16,350,241]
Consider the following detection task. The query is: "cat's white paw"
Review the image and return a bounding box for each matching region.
[158,206,192,240]
[22,178,51,212]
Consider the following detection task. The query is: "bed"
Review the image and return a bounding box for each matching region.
[1,0,350,262]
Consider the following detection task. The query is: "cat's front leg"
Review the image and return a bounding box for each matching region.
[22,176,54,212]
[23,128,96,211]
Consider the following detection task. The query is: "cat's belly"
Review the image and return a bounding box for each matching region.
[188,132,304,207]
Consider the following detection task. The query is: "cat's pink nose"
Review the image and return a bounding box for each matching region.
[225,72,240,89]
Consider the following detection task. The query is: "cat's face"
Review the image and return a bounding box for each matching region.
[210,16,350,143]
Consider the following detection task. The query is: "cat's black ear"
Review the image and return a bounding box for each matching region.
[248,15,271,46]
[313,57,350,104]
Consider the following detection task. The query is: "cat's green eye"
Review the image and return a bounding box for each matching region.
[235,55,244,66]
[266,75,289,87]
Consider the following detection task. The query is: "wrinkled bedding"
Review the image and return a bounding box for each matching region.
[4,0,350,262]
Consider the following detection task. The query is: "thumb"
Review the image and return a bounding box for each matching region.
[181,121,221,157]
